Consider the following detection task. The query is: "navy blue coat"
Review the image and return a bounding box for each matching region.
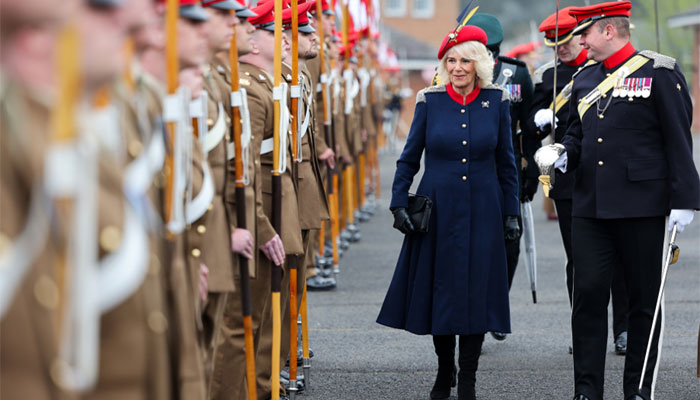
[377,83,520,336]
[561,45,700,218]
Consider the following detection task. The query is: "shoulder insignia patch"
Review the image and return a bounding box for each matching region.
[482,83,509,102]
[533,60,555,85]
[638,50,676,70]
[416,84,446,104]
[498,55,527,68]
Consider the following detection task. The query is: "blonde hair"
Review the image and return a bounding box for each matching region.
[437,40,494,89]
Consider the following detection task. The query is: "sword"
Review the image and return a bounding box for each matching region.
[639,224,680,392]
[520,201,537,304]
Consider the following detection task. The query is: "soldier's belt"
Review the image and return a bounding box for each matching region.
[577,55,649,120]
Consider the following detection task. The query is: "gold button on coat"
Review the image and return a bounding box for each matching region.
[597,138,603,143]
[461,158,467,164]
[197,225,207,234]
[128,141,143,158]
[192,248,201,258]
[34,275,59,310]
[100,226,122,253]
[461,123,466,128]
[598,161,604,166]
[461,140,467,146]
[460,109,465,114]
[148,311,169,333]
[462,176,467,181]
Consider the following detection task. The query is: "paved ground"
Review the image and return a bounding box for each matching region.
[302,141,700,399]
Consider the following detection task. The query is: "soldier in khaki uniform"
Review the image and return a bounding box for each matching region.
[240,2,306,398]
[203,2,266,399]
[138,2,214,398]
[305,2,338,290]
[277,4,331,385]
[0,3,76,397]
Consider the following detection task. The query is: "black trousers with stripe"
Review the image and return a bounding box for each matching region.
[571,216,665,400]
[556,199,629,337]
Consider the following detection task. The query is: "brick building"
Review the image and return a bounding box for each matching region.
[379,0,462,136]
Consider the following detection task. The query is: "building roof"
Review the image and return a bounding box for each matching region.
[668,6,700,28]
[379,24,438,61]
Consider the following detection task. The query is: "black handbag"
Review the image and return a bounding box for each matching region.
[407,193,433,233]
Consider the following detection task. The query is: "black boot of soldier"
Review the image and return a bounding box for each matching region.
[457,334,484,400]
[431,335,456,399]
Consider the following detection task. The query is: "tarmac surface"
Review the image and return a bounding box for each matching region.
[302,140,700,400]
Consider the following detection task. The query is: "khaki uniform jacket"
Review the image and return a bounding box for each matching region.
[194,67,236,293]
[210,58,259,278]
[350,82,364,156]
[240,62,303,256]
[82,77,176,400]
[305,54,331,155]
[333,73,351,164]
[282,64,329,230]
[0,81,75,400]
[131,69,207,400]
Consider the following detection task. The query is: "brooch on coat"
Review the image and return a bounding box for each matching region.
[481,100,490,108]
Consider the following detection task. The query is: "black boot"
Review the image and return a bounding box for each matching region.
[430,335,456,400]
[457,334,484,400]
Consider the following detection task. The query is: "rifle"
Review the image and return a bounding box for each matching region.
[288,1,301,397]
[271,1,284,398]
[228,18,258,400]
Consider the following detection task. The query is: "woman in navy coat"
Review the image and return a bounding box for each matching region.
[376,25,520,400]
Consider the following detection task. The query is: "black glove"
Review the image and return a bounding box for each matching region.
[392,207,415,235]
[504,216,521,241]
[520,176,539,202]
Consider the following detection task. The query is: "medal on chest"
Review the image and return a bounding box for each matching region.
[504,84,522,103]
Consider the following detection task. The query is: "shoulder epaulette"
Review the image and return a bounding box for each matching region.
[482,83,509,102]
[498,55,527,68]
[533,60,556,85]
[572,60,599,80]
[416,84,446,104]
[638,50,676,70]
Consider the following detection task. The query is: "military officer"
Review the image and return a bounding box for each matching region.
[526,7,630,356]
[537,2,700,399]
[470,14,537,342]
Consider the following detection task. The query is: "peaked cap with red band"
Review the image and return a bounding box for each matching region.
[281,0,317,33]
[569,0,631,36]
[310,0,334,16]
[539,7,578,47]
[437,25,487,60]
[248,0,277,31]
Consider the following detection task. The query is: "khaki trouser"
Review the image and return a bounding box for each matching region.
[210,255,272,400]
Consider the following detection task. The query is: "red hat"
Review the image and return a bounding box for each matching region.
[437,25,488,60]
[569,0,631,36]
[282,0,317,34]
[504,41,541,59]
[539,7,578,47]
[310,0,334,16]
[248,0,277,31]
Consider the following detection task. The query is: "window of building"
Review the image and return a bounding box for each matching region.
[412,0,434,18]
[384,0,406,17]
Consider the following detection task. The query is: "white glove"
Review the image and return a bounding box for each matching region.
[534,108,558,131]
[668,209,695,232]
[554,152,568,173]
